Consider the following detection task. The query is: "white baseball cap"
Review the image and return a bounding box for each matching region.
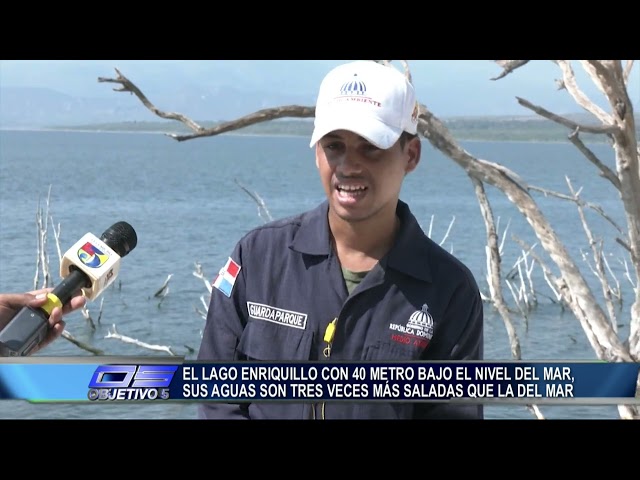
[310,60,419,150]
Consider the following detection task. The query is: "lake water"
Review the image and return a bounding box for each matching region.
[0,129,632,419]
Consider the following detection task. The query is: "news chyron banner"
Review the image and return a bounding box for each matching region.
[0,358,638,404]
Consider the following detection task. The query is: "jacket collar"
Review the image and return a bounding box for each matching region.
[290,200,433,282]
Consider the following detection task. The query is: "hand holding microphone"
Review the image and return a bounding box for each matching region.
[0,289,86,355]
[0,221,138,357]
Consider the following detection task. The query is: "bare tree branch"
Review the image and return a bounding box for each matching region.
[36,191,52,289]
[555,61,613,124]
[602,254,623,307]
[61,331,104,355]
[471,176,525,358]
[105,324,178,355]
[505,241,535,280]
[172,106,315,142]
[619,257,639,292]
[568,128,621,190]
[98,68,206,132]
[234,178,273,223]
[623,60,634,85]
[193,262,213,294]
[98,68,316,142]
[512,236,569,310]
[473,175,542,417]
[528,185,625,235]
[50,217,63,267]
[580,61,640,361]
[566,177,618,330]
[491,61,529,80]
[579,61,612,99]
[516,97,619,135]
[153,274,173,298]
[81,306,96,330]
[438,217,456,247]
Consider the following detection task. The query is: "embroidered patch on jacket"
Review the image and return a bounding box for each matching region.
[247,301,308,329]
[212,257,241,298]
[389,303,434,349]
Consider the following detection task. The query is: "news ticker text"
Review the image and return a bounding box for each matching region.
[81,362,640,403]
[1,361,637,403]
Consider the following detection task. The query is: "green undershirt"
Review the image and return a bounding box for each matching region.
[341,268,370,295]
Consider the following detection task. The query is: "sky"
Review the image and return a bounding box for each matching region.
[1,60,638,118]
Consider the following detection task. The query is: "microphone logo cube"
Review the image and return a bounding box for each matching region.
[60,232,123,301]
[78,242,110,268]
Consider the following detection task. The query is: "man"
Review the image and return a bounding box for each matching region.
[0,288,86,355]
[197,60,484,419]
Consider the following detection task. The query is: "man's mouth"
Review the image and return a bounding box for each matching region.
[336,184,367,194]
[335,184,368,202]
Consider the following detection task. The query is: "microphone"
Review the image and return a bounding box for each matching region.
[0,221,138,357]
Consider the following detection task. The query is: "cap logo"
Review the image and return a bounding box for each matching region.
[331,73,381,107]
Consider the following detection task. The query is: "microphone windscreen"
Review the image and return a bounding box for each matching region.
[100,221,138,258]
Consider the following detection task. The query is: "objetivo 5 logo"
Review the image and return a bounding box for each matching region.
[87,365,179,401]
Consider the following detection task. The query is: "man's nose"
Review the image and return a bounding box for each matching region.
[335,153,363,174]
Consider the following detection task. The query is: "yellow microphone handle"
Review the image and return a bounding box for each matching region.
[40,293,63,316]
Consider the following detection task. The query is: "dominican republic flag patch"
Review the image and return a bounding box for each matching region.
[212,257,241,297]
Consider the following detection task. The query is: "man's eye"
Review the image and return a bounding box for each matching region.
[324,143,342,150]
[361,144,382,155]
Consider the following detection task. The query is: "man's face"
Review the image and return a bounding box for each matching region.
[315,130,420,224]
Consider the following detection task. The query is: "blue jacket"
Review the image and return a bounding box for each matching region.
[197,200,484,419]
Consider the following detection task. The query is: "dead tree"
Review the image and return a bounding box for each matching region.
[99,60,638,419]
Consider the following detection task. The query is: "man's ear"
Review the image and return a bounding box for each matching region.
[404,136,421,174]
[315,143,321,169]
